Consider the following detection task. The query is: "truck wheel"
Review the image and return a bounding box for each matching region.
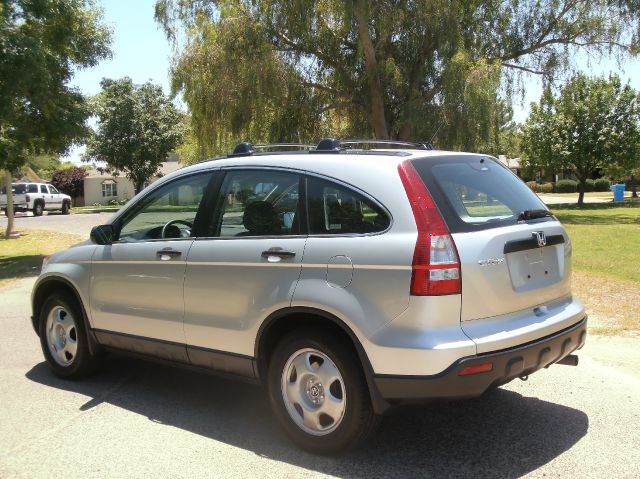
[33,201,44,216]
[39,291,100,378]
[267,328,380,454]
[61,201,70,215]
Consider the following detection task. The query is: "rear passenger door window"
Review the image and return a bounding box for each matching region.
[306,177,390,235]
[211,169,302,237]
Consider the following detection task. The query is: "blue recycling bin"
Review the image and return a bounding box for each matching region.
[611,183,625,202]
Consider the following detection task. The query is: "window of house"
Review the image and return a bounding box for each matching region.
[102,181,118,197]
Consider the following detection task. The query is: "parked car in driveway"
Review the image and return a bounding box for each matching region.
[1,182,72,216]
[30,139,587,453]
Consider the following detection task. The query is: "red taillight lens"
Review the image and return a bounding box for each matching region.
[25,194,30,202]
[398,160,461,295]
[458,363,493,376]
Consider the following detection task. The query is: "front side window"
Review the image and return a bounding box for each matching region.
[48,185,59,194]
[212,169,301,237]
[118,173,213,242]
[307,177,390,234]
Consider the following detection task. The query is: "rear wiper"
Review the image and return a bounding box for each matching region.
[518,209,554,221]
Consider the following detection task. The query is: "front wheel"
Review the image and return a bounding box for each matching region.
[61,201,70,215]
[267,329,380,454]
[39,292,99,378]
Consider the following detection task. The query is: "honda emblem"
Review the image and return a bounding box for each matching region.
[533,231,546,247]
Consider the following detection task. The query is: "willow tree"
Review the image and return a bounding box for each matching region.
[156,0,640,156]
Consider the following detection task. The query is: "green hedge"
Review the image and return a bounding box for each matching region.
[526,181,554,193]
[594,178,611,192]
[555,179,578,193]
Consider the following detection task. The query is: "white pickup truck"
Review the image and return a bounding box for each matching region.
[0,182,72,216]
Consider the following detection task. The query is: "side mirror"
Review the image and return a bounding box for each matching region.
[90,224,115,245]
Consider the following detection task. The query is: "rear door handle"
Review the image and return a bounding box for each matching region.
[261,249,296,259]
[157,249,182,260]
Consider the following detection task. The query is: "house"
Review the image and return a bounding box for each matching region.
[498,155,522,177]
[82,156,182,206]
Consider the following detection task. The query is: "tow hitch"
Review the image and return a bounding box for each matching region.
[556,354,579,366]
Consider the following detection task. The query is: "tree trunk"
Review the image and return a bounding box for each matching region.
[134,179,145,195]
[577,177,586,207]
[4,171,15,239]
[353,1,388,140]
[631,175,638,198]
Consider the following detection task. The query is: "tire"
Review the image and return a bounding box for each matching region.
[61,201,70,215]
[267,328,381,454]
[38,291,99,378]
[33,201,44,216]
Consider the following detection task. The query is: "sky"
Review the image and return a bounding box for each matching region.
[65,0,640,162]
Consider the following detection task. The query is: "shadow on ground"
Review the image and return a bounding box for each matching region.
[0,254,44,280]
[26,356,588,478]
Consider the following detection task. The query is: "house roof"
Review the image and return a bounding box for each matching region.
[85,160,182,180]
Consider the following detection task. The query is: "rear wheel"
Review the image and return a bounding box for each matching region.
[267,329,380,454]
[33,201,43,216]
[39,292,99,378]
[61,201,70,215]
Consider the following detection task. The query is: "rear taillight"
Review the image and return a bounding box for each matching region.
[398,160,461,295]
[25,194,30,202]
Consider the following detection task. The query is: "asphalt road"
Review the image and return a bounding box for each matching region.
[0,211,115,237]
[1,277,639,478]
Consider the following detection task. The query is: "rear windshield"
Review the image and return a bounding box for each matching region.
[411,155,551,233]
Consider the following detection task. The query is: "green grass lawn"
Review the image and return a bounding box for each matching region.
[0,230,82,287]
[551,203,640,335]
[552,202,640,283]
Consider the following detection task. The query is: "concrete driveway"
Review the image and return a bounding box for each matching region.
[1,278,639,478]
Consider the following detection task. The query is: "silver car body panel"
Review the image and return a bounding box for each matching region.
[33,149,586,379]
[183,236,306,356]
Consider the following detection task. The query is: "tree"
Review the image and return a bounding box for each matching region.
[155,0,640,156]
[0,0,111,237]
[51,167,87,205]
[85,78,186,193]
[521,74,640,206]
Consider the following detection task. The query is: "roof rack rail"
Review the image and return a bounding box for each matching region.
[312,138,432,153]
[228,142,315,157]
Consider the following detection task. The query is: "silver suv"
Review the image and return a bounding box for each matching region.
[31,140,586,453]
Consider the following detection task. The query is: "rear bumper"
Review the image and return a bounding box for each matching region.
[374,316,587,401]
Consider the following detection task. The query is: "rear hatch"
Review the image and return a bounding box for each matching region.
[410,155,571,323]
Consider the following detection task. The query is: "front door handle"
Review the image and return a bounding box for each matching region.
[261,249,296,259]
[157,249,182,260]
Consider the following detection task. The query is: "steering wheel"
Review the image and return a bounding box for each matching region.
[160,219,193,239]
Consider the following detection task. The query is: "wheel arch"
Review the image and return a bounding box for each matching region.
[32,276,100,354]
[255,306,390,413]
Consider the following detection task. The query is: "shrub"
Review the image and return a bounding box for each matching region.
[594,178,611,192]
[108,199,119,206]
[119,197,129,205]
[526,181,554,193]
[92,202,102,207]
[584,179,596,192]
[555,179,578,193]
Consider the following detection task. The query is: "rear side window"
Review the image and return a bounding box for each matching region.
[40,185,47,193]
[212,169,302,237]
[27,184,38,193]
[307,177,390,235]
[411,156,550,233]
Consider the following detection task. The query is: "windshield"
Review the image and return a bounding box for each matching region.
[411,155,551,233]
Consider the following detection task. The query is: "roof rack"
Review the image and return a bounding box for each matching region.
[228,138,432,157]
[311,138,432,153]
[228,142,316,157]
